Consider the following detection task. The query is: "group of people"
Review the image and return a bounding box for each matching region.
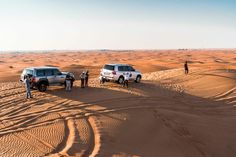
[65,70,89,91]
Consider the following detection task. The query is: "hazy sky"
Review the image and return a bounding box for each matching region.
[0,0,235,50]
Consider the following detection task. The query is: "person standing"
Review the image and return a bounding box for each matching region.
[69,73,75,89]
[24,75,32,99]
[65,74,72,91]
[184,61,189,74]
[80,71,86,88]
[85,70,89,87]
[123,72,130,88]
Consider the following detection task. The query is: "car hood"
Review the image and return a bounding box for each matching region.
[62,72,69,75]
[62,72,75,78]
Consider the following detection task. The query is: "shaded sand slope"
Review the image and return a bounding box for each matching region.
[1,66,236,157]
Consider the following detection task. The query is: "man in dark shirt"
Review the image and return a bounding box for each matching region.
[184,61,189,74]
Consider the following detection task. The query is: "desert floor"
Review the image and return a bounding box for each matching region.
[0,50,236,157]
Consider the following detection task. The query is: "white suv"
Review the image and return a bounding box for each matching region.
[100,64,142,84]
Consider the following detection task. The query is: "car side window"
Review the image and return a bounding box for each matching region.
[118,66,125,71]
[123,66,129,71]
[53,69,61,75]
[128,66,135,71]
[36,70,45,76]
[45,69,53,76]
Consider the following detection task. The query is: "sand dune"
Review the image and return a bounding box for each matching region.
[0,50,236,156]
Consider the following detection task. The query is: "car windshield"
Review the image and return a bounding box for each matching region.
[23,69,33,75]
[104,65,115,71]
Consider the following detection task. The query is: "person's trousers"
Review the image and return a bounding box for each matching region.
[123,80,128,88]
[81,79,85,88]
[85,78,88,86]
[26,88,32,99]
[66,81,71,91]
[185,69,189,74]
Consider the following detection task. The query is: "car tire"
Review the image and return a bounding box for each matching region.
[135,75,141,83]
[118,76,124,84]
[38,82,47,92]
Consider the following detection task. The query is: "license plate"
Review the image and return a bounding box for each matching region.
[104,72,110,75]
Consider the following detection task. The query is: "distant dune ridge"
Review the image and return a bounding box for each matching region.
[0,49,236,156]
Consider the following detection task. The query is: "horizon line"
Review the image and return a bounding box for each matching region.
[1,48,236,53]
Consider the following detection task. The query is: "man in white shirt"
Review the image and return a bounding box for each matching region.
[80,71,86,88]
[123,72,130,88]
[65,74,72,91]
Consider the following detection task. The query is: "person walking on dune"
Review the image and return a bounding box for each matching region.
[85,70,89,87]
[80,71,86,88]
[184,61,189,74]
[123,72,130,88]
[24,75,32,99]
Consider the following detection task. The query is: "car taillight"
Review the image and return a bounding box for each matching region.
[112,71,116,75]
[32,77,36,83]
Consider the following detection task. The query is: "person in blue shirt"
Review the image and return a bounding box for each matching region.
[24,75,33,99]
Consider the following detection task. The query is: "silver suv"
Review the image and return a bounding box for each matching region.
[100,64,142,84]
[20,67,75,92]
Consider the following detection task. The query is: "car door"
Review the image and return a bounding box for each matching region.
[123,66,132,80]
[128,66,137,80]
[45,69,55,84]
[53,69,65,84]
[36,69,46,80]
[118,66,125,76]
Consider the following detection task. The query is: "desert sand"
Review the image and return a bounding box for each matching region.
[0,49,236,157]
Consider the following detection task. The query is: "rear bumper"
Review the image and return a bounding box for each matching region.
[100,75,117,82]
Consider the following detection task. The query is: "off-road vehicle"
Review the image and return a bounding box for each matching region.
[20,67,75,92]
[100,64,142,84]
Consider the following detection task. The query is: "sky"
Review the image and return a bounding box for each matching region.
[0,0,235,50]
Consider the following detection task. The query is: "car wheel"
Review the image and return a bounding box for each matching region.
[38,83,47,92]
[135,75,141,83]
[118,76,124,84]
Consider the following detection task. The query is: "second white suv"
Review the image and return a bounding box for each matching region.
[100,64,142,84]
